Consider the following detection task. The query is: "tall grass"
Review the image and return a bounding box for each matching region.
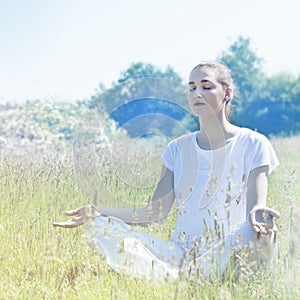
[0,135,299,299]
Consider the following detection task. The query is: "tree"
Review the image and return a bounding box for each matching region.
[90,62,199,137]
[246,73,300,136]
[218,36,265,126]
[117,62,183,83]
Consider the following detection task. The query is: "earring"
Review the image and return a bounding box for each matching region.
[224,96,230,103]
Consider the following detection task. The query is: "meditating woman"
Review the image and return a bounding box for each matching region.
[54,61,280,280]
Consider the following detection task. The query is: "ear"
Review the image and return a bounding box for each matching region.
[225,87,232,98]
[224,87,232,103]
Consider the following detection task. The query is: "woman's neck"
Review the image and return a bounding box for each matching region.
[197,115,239,150]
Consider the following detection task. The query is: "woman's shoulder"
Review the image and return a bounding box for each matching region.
[237,127,271,146]
[169,131,197,147]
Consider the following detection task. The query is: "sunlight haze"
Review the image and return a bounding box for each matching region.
[1,0,299,103]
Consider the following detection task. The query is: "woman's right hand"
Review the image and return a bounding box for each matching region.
[53,206,93,228]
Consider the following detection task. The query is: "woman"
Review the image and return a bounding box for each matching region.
[54,61,280,280]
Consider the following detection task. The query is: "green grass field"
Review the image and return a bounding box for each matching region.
[0,135,299,300]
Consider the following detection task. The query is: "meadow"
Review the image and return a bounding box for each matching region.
[0,130,300,299]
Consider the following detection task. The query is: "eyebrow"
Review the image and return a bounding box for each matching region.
[188,79,211,85]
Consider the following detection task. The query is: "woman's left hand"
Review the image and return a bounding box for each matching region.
[249,207,280,235]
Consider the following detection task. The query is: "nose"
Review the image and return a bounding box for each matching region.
[193,88,203,98]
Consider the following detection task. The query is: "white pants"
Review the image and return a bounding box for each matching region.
[85,216,275,281]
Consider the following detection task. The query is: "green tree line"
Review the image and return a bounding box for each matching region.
[91,36,300,138]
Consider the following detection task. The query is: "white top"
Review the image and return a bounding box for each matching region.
[161,128,279,251]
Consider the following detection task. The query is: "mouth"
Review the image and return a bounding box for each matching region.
[193,102,206,107]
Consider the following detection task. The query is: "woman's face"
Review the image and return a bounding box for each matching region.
[187,67,227,118]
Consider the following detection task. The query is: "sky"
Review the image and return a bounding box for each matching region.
[1,0,300,103]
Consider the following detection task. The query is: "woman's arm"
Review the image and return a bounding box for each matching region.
[53,166,175,228]
[246,165,280,234]
[98,166,175,224]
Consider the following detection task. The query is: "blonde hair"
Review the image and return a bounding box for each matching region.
[191,61,235,120]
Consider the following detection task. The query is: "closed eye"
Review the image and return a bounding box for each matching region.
[188,84,196,92]
[188,80,214,91]
[188,86,212,92]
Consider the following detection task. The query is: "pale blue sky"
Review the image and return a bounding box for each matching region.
[1,0,299,103]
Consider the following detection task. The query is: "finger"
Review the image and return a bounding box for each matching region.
[64,209,80,217]
[250,207,280,225]
[253,222,267,234]
[252,223,261,233]
[53,221,69,228]
[255,221,278,235]
[53,216,84,228]
[249,210,257,225]
[53,220,78,228]
[264,207,281,219]
[252,218,275,234]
